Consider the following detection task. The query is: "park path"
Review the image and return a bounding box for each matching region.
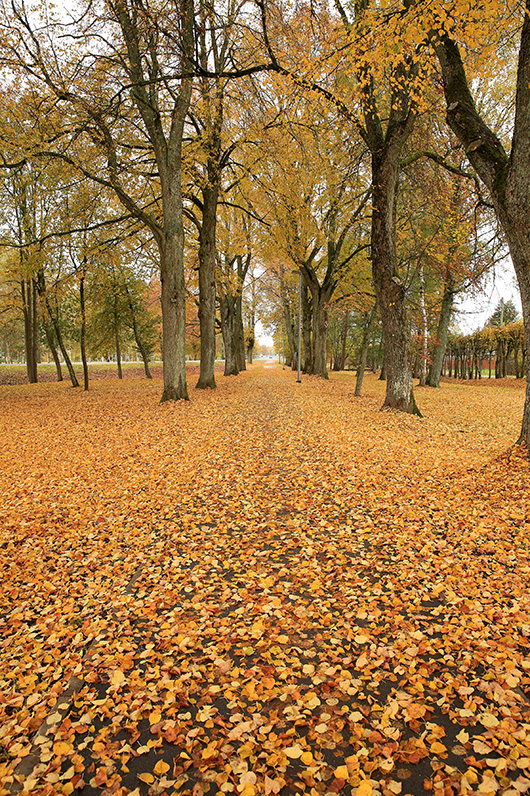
[0,364,529,796]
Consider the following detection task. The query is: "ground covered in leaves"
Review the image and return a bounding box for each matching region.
[0,363,221,387]
[0,366,529,796]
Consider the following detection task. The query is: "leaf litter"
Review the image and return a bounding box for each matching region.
[0,368,529,796]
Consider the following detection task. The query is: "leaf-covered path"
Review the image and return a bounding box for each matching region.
[1,366,529,796]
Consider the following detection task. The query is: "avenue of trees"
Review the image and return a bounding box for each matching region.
[0,0,528,446]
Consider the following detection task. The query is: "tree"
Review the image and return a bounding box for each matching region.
[433,0,530,445]
[488,298,520,328]
[255,91,371,378]
[2,0,194,401]
[216,206,253,376]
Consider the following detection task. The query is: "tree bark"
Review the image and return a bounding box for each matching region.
[113,298,123,380]
[310,288,330,378]
[197,181,218,389]
[80,272,89,391]
[371,153,421,415]
[21,278,38,383]
[219,294,239,376]
[159,226,189,401]
[418,265,428,387]
[235,291,246,372]
[302,282,313,374]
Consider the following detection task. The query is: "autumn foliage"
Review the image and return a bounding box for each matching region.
[0,366,529,796]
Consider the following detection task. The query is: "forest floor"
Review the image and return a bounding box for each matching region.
[0,365,529,796]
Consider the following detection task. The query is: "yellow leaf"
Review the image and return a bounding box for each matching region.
[300,751,313,765]
[473,740,493,755]
[138,773,154,784]
[479,713,499,728]
[52,741,72,756]
[153,760,170,775]
[430,741,446,755]
[357,782,373,796]
[464,769,478,784]
[285,745,303,759]
[110,670,125,687]
[335,765,349,779]
[456,730,470,744]
[149,711,162,726]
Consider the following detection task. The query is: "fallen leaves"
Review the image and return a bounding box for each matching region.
[0,368,529,795]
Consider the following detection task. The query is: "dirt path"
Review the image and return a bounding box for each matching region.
[0,366,529,796]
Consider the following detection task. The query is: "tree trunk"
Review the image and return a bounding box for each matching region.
[159,227,188,401]
[371,154,421,415]
[235,292,246,372]
[337,310,350,371]
[197,183,218,389]
[219,294,239,376]
[34,267,78,386]
[247,306,255,364]
[43,321,63,381]
[42,297,78,387]
[355,302,378,397]
[302,282,313,374]
[427,274,454,387]
[311,289,329,379]
[80,272,89,391]
[21,278,38,383]
[114,300,123,380]
[281,280,298,369]
[418,265,428,387]
[125,288,152,379]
